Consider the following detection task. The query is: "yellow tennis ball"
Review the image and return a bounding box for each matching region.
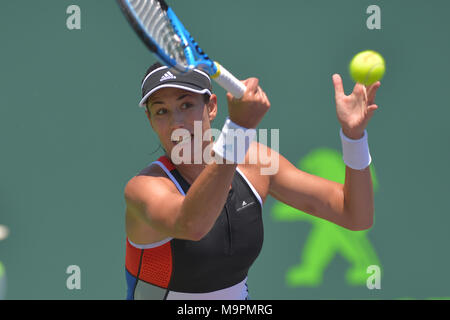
[349,50,385,86]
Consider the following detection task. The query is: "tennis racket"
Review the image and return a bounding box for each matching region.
[117,0,247,98]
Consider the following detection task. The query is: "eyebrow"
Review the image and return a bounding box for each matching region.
[149,93,193,108]
[148,101,164,108]
[176,94,192,101]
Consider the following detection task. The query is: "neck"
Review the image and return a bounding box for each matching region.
[175,162,208,185]
[164,152,207,185]
[165,138,216,185]
[173,161,233,192]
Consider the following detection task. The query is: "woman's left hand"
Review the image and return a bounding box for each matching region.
[332,74,381,139]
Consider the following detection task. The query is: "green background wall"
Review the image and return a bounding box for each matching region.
[0,0,449,299]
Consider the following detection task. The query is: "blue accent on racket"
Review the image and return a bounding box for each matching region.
[117,0,246,98]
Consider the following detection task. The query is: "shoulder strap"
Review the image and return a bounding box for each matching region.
[152,156,191,195]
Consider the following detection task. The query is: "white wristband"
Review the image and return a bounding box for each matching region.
[340,128,372,170]
[213,117,256,164]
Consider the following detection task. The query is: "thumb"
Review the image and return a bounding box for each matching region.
[367,104,378,119]
[368,104,378,111]
[332,74,344,98]
[226,92,234,102]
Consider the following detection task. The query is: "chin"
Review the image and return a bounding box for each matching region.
[169,142,206,165]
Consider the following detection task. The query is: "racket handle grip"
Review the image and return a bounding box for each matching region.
[212,62,246,99]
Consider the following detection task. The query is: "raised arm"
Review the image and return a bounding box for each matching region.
[268,148,373,230]
[125,78,271,241]
[269,75,380,230]
[332,74,380,229]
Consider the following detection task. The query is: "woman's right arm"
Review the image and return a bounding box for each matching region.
[125,78,270,241]
[125,161,237,241]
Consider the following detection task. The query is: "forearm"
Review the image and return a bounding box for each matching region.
[179,162,237,239]
[343,165,374,230]
[177,78,270,239]
[340,127,374,230]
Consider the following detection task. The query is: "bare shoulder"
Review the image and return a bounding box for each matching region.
[125,163,178,204]
[124,163,181,245]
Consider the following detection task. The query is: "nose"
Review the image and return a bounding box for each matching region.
[169,109,185,131]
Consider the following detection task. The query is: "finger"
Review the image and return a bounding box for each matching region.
[261,88,268,100]
[353,83,367,103]
[256,85,264,98]
[257,89,263,101]
[367,104,378,120]
[243,78,259,94]
[368,104,378,112]
[261,89,270,107]
[362,85,368,102]
[367,81,381,105]
[256,85,262,93]
[332,74,345,98]
[226,92,235,103]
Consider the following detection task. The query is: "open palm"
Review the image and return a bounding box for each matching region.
[332,74,380,139]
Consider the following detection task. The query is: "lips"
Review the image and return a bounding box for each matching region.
[171,133,193,145]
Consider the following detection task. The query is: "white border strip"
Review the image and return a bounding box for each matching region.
[166,276,248,300]
[128,237,172,249]
[152,160,186,196]
[193,68,211,81]
[127,159,186,249]
[235,167,263,208]
[141,66,168,89]
[141,67,211,90]
[139,84,212,107]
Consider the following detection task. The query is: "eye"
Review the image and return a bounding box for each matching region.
[181,102,193,109]
[155,108,167,116]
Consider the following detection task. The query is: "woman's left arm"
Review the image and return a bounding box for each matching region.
[268,75,380,230]
[333,73,380,229]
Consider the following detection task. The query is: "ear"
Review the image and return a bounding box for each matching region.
[207,94,218,122]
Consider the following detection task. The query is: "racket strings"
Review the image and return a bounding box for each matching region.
[130,0,186,65]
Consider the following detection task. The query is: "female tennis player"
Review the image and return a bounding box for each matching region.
[124,62,380,300]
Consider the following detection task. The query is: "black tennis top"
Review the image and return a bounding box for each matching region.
[125,156,264,299]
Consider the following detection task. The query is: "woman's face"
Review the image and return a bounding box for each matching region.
[145,87,217,161]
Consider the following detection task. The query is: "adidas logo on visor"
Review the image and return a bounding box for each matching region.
[160,71,176,82]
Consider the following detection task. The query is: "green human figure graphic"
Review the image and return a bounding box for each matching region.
[272,148,381,286]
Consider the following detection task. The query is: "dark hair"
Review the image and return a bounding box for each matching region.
[142,62,211,113]
[141,62,164,86]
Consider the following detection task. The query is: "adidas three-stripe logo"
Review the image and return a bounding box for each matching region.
[160,71,176,82]
[237,200,255,212]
